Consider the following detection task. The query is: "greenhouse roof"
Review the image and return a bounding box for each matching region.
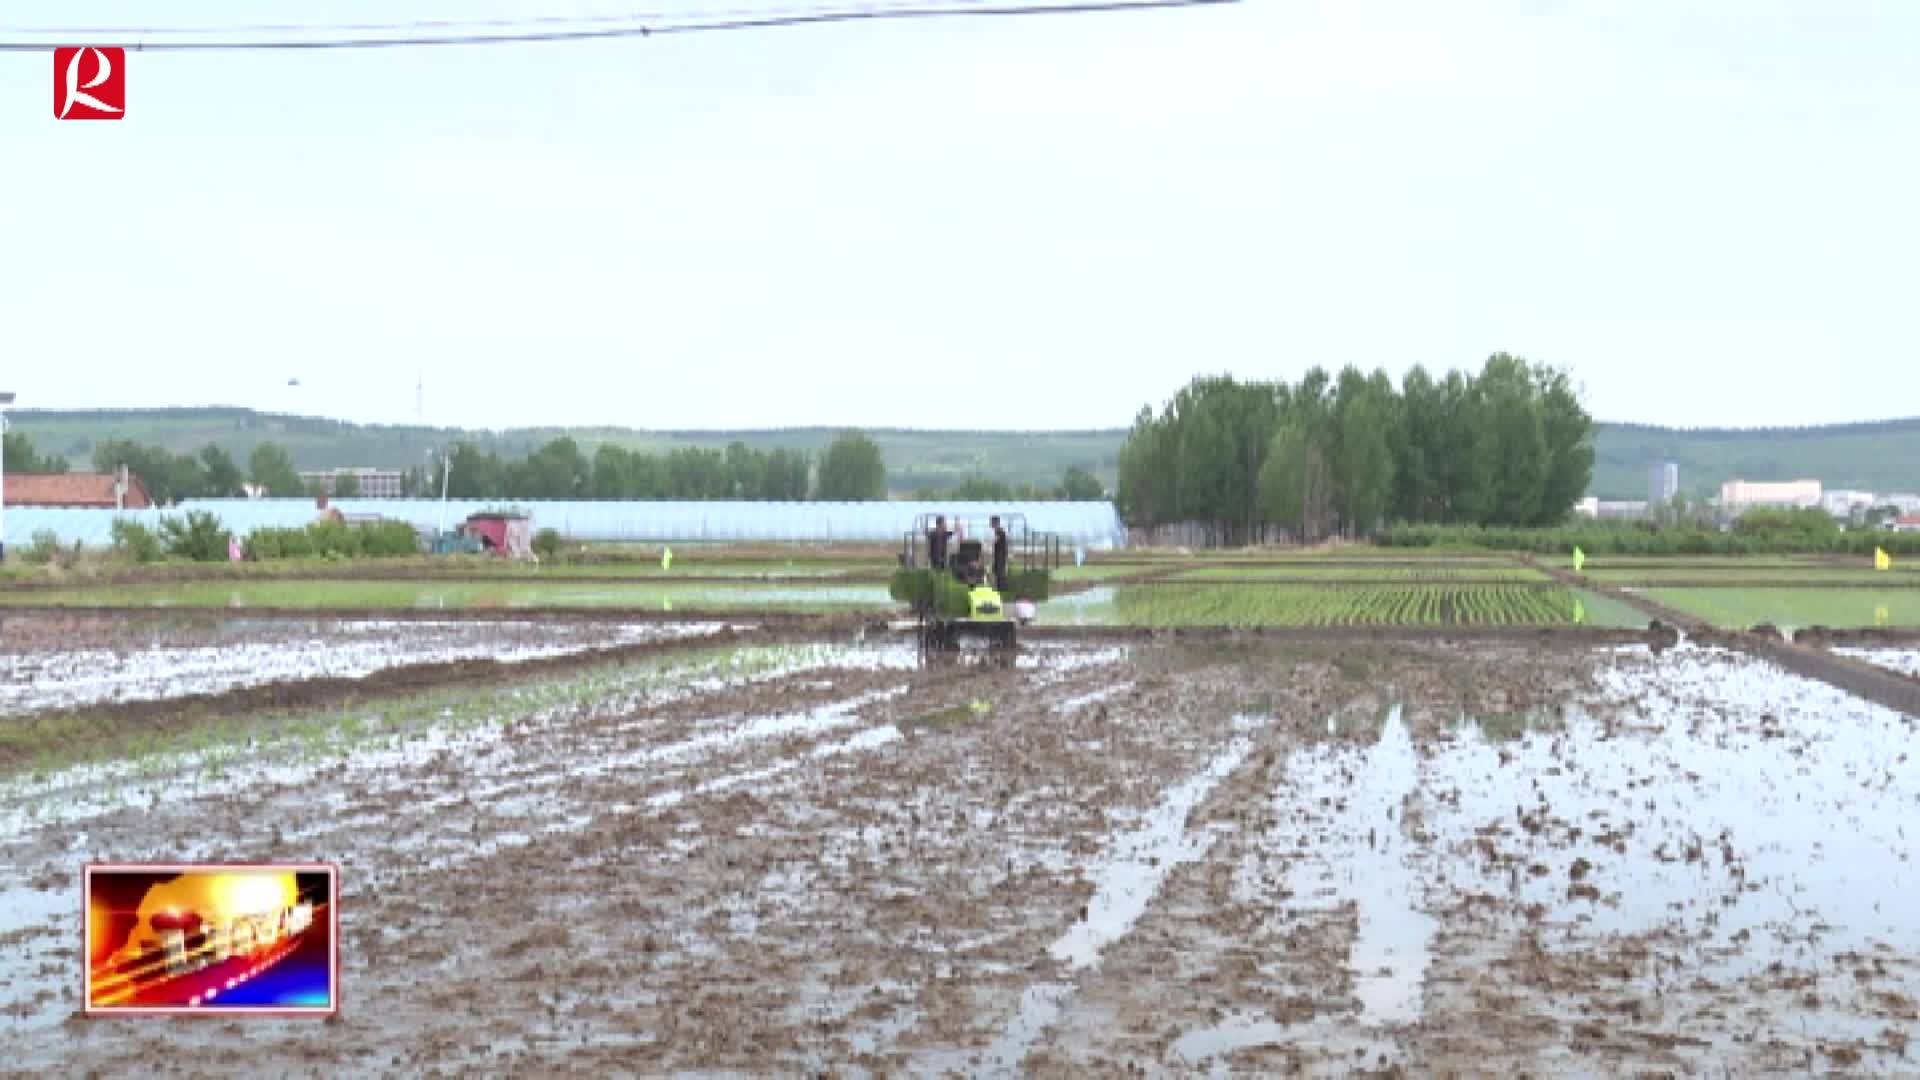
[3,499,1128,548]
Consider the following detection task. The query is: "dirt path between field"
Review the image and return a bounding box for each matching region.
[1531,559,1920,718]
[0,622,837,775]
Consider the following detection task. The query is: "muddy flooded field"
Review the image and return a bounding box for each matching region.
[0,626,1915,1075]
[0,615,728,716]
[1835,647,1920,681]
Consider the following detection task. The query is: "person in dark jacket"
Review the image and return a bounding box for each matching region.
[990,516,1009,593]
[928,516,951,570]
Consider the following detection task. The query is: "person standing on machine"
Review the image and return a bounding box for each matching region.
[928,515,952,570]
[990,515,1010,593]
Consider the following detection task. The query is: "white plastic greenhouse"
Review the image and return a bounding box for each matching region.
[3,499,1128,549]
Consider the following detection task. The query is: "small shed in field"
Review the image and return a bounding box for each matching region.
[464,512,534,559]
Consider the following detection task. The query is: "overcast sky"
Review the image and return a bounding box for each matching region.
[4,1,1918,432]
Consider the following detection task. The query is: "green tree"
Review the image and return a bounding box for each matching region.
[1478,355,1550,526]
[1330,367,1396,537]
[443,442,504,499]
[93,438,167,501]
[760,448,811,500]
[1391,365,1442,522]
[511,437,590,499]
[1257,421,1311,535]
[815,430,886,501]
[951,477,1013,500]
[665,447,728,499]
[332,471,362,498]
[248,442,306,498]
[1060,466,1105,500]
[3,431,68,474]
[1117,353,1595,545]
[159,510,232,562]
[724,442,764,499]
[591,444,633,499]
[198,445,247,497]
[1533,361,1596,526]
[109,518,162,562]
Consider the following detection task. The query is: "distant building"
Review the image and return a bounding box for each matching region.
[1895,514,1920,533]
[2,467,151,509]
[298,468,405,499]
[1720,479,1822,509]
[1648,462,1679,505]
[1881,494,1920,514]
[1572,498,1649,519]
[1822,490,1876,518]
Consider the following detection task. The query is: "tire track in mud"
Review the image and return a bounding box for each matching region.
[920,728,1265,1075]
[322,647,1220,1074]
[0,641,1160,1073]
[0,623,890,776]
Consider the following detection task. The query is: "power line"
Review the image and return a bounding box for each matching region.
[0,0,1237,52]
[2,4,850,36]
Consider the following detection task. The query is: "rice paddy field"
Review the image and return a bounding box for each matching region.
[2,544,1916,1074]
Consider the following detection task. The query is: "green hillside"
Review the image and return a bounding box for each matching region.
[7,408,1124,496]
[1591,419,1920,500]
[12,408,1919,501]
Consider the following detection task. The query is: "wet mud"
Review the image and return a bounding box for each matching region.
[0,632,1914,1074]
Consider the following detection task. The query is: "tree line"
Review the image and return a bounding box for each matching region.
[433,431,886,501]
[1118,354,1596,544]
[909,467,1106,502]
[0,432,314,505]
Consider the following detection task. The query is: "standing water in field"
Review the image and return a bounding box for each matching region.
[923,729,1259,1074]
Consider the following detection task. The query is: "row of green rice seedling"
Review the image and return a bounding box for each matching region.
[1170,564,1548,582]
[1109,584,1615,627]
[1113,584,1559,626]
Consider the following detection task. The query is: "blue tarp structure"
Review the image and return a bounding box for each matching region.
[3,499,1128,549]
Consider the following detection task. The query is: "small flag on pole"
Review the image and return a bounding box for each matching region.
[1875,547,1892,571]
[661,546,673,571]
[1074,545,1086,567]
[1876,605,1890,626]
[1573,597,1586,624]
[228,536,243,562]
[1572,546,1586,573]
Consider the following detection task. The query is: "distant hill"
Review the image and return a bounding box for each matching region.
[6,408,1125,496]
[12,407,1919,501]
[1591,418,1920,501]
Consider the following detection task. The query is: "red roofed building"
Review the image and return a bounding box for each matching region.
[2,468,152,509]
[1894,514,1920,533]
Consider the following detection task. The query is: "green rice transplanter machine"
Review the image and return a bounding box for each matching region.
[891,513,1062,651]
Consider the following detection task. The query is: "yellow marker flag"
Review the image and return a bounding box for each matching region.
[1876,605,1890,626]
[1875,547,1891,571]
[661,546,673,571]
[1572,547,1586,573]
[1573,597,1586,625]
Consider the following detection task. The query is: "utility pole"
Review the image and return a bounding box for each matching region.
[437,447,452,538]
[0,391,12,563]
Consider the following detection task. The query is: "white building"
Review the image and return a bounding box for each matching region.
[1648,462,1679,505]
[1720,479,1822,509]
[298,468,406,499]
[1823,489,1876,517]
[1574,497,1650,519]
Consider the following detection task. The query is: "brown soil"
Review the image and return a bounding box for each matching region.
[0,635,1912,1073]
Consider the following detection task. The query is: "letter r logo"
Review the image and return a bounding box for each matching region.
[55,47,126,120]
